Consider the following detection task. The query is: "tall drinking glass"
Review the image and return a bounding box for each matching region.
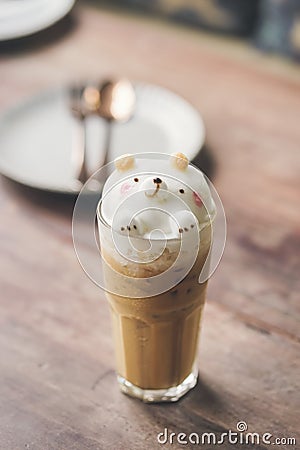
[96,153,215,402]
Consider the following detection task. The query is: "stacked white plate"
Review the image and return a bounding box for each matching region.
[0,0,75,41]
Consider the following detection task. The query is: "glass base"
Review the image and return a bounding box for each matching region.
[117,368,198,403]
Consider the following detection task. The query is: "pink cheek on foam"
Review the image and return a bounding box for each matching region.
[120,182,133,196]
[193,191,203,207]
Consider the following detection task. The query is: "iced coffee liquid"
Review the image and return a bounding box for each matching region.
[102,226,211,390]
[97,153,216,397]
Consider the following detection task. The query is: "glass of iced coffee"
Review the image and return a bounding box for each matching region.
[96,152,216,402]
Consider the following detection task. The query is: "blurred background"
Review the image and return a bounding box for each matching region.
[107,0,300,58]
[3,0,300,54]
[0,0,299,192]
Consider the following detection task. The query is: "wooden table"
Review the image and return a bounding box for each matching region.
[0,2,299,449]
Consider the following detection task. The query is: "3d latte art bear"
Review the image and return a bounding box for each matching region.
[101,152,216,243]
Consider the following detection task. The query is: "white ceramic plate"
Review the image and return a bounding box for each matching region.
[0,83,205,193]
[0,0,75,41]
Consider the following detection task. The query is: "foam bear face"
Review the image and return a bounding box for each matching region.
[101,153,215,239]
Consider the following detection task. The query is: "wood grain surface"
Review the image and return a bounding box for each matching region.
[0,2,299,449]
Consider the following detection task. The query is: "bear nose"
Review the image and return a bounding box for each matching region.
[140,176,168,200]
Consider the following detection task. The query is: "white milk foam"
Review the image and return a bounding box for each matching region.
[101,153,216,240]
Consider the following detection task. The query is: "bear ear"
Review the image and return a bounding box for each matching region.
[170,152,189,171]
[114,154,135,172]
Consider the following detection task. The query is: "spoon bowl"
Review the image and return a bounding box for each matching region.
[99,79,136,122]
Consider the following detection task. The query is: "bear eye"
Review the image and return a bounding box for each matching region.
[134,178,139,182]
[179,189,185,194]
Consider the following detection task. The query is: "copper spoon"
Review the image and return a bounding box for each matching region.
[70,83,101,187]
[70,79,135,188]
[97,78,136,168]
